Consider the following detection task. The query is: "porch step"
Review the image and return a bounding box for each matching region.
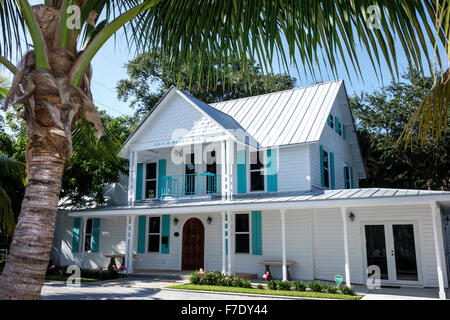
[235,273,258,280]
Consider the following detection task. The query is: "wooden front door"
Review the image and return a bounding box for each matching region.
[182,218,204,270]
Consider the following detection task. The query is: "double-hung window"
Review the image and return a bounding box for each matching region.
[328,114,334,129]
[84,218,93,252]
[185,153,195,195]
[344,166,351,189]
[235,214,250,253]
[250,150,265,192]
[323,150,330,188]
[206,150,217,193]
[148,217,160,252]
[145,163,157,199]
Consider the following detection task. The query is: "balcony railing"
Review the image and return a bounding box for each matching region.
[161,173,221,199]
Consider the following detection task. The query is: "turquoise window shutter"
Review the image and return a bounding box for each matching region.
[251,211,262,255]
[161,214,170,254]
[350,167,355,188]
[330,152,335,189]
[158,159,166,198]
[91,218,101,253]
[266,149,277,192]
[342,125,346,140]
[72,218,81,253]
[136,163,143,200]
[344,167,349,189]
[327,114,332,126]
[335,116,340,134]
[237,149,247,193]
[320,146,325,187]
[137,216,147,253]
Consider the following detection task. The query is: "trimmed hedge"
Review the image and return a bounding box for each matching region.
[190,271,251,288]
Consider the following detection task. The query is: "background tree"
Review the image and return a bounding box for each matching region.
[117,51,296,121]
[351,69,450,190]
[0,0,443,299]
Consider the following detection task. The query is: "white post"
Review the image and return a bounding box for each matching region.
[127,151,135,206]
[226,139,234,201]
[132,151,138,205]
[125,215,136,274]
[340,207,351,287]
[227,211,232,274]
[221,211,227,274]
[280,209,287,281]
[221,140,227,200]
[430,202,446,300]
[81,217,87,269]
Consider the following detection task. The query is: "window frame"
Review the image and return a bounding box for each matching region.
[83,218,93,252]
[235,213,251,254]
[323,150,330,189]
[144,162,158,199]
[248,150,267,193]
[344,166,350,189]
[328,114,334,129]
[147,216,161,253]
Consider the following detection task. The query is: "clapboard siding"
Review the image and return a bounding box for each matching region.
[277,146,311,192]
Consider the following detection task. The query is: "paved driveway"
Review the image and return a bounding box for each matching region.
[40,279,286,300]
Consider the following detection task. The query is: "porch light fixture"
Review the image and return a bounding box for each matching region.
[173,217,179,226]
[207,216,212,225]
[348,212,355,222]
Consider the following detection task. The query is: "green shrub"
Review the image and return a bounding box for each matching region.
[325,285,339,294]
[256,284,264,290]
[278,281,292,291]
[189,271,250,288]
[340,286,355,296]
[308,281,324,292]
[267,280,277,290]
[291,281,306,292]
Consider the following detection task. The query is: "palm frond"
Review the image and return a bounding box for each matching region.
[0,185,15,235]
[71,119,122,166]
[0,154,26,184]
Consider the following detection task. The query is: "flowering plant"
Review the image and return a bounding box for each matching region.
[198,268,205,275]
[119,265,127,271]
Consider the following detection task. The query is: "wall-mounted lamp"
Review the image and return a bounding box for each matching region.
[207,216,212,225]
[348,212,355,222]
[173,217,179,226]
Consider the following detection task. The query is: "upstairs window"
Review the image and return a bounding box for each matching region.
[338,123,342,136]
[323,150,330,188]
[206,150,217,193]
[145,163,157,199]
[235,214,250,253]
[84,218,93,252]
[185,153,195,195]
[344,166,350,189]
[250,151,265,191]
[328,114,334,129]
[148,217,160,252]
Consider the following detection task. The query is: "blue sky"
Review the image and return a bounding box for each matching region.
[1,2,447,119]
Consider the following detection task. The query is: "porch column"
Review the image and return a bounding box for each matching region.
[131,151,138,205]
[221,211,226,274]
[125,215,136,274]
[226,211,232,274]
[81,217,87,269]
[226,139,234,200]
[430,202,446,300]
[221,140,227,200]
[127,151,135,206]
[280,209,287,281]
[340,207,351,287]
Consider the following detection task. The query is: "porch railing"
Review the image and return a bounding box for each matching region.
[161,173,221,199]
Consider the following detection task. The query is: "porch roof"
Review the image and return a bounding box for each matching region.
[67,188,450,217]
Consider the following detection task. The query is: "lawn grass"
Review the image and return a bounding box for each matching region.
[45,275,99,283]
[166,284,361,300]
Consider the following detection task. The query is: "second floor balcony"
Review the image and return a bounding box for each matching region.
[161,173,222,199]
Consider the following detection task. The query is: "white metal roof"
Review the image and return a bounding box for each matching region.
[211,80,343,147]
[69,188,450,216]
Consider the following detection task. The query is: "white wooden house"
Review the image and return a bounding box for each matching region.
[51,81,450,298]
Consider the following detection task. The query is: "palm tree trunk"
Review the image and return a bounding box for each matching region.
[0,138,65,299]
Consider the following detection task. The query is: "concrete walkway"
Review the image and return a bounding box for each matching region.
[354,284,445,300]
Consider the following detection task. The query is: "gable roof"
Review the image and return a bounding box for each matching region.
[211,80,343,147]
[120,86,259,157]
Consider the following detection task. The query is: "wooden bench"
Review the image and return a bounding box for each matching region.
[258,261,296,280]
